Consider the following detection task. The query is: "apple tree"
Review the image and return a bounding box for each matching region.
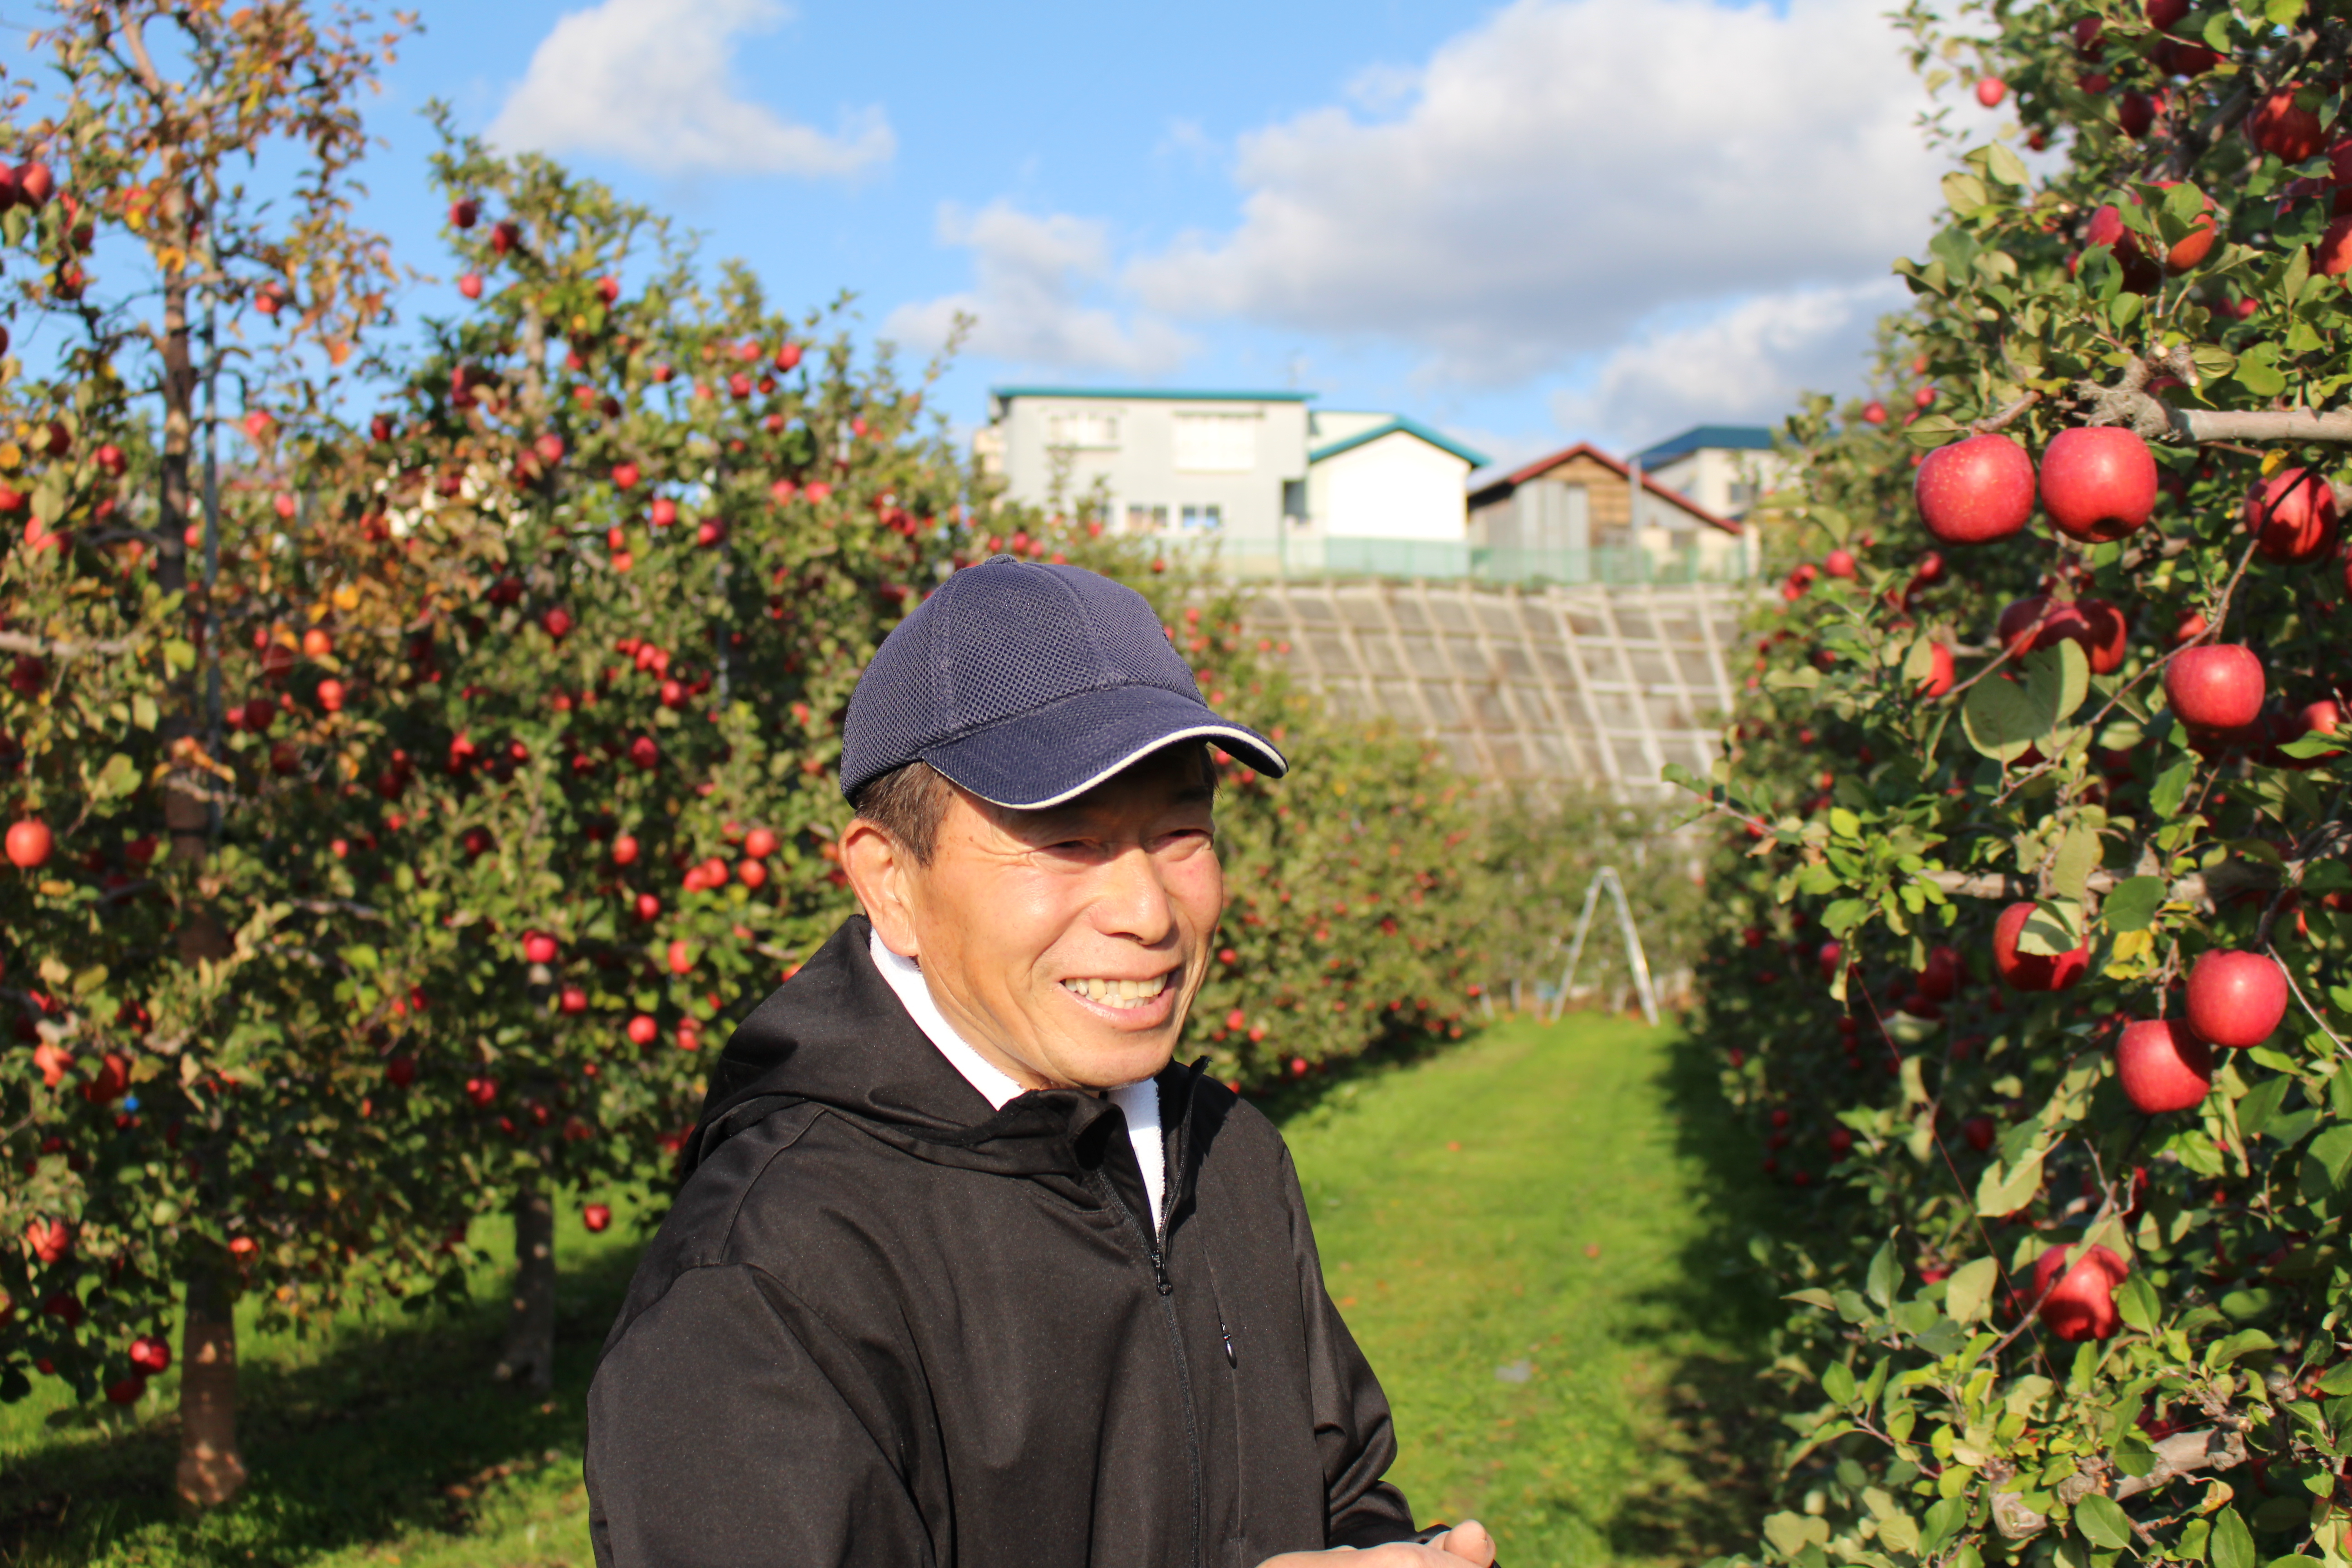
[1680,4,2352,1567]
[0,0,493,1509]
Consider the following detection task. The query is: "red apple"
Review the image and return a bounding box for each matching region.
[2319,216,2352,277]
[25,1217,70,1264]
[2251,90,2324,162]
[2171,611,2207,646]
[128,1334,171,1375]
[612,461,640,491]
[386,1055,416,1087]
[667,939,693,975]
[559,985,588,1014]
[2040,427,2156,543]
[458,273,483,300]
[2292,699,2346,764]
[2245,468,2338,561]
[6,818,52,869]
[541,607,573,640]
[2165,644,2264,730]
[1996,595,2129,674]
[1992,902,2089,991]
[743,827,778,859]
[15,162,52,206]
[610,833,640,866]
[2029,1242,2128,1341]
[1918,945,1962,1001]
[534,433,565,465]
[2116,1018,2212,1111]
[105,1375,146,1405]
[737,859,768,890]
[774,343,803,372]
[651,498,678,528]
[2184,949,2288,1047]
[1915,433,2036,544]
[491,219,520,255]
[1976,77,2006,108]
[627,1014,659,1046]
[583,1204,612,1233]
[450,199,478,229]
[1861,401,1887,425]
[316,678,345,713]
[522,931,559,965]
[1960,1115,1997,1153]
[1823,549,1857,579]
[1916,642,1955,698]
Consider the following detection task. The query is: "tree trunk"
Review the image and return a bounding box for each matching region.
[175,1268,245,1506]
[494,1184,557,1392]
[157,261,195,596]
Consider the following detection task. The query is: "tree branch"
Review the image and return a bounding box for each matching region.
[0,630,140,659]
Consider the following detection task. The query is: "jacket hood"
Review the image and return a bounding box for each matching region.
[687,916,1183,1181]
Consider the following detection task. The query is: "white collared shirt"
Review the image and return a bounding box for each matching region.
[868,931,1165,1233]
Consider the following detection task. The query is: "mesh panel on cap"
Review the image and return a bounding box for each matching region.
[1048,565,1200,696]
[931,561,1107,732]
[838,578,943,798]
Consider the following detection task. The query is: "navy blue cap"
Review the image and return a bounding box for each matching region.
[839,556,1289,809]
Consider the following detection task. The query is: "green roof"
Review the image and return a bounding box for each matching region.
[991,386,1315,404]
[1308,415,1491,469]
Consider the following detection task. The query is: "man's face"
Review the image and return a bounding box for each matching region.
[846,750,1222,1094]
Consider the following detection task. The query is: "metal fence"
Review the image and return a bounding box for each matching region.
[1235,576,1748,800]
[1168,533,1756,587]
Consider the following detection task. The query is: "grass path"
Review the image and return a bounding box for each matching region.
[1280,1014,1774,1565]
[0,1014,1772,1567]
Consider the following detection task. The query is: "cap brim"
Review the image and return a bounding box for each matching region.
[920,684,1289,810]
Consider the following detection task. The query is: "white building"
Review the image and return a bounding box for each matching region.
[983,387,1313,544]
[1633,426,1787,522]
[1304,412,1490,542]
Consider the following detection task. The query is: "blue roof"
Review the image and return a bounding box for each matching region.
[1308,415,1491,469]
[1634,425,1776,466]
[991,386,1315,404]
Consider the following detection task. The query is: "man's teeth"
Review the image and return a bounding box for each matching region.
[1061,973,1172,1009]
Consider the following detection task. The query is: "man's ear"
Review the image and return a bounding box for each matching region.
[840,818,920,959]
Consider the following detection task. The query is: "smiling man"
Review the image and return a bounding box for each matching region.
[584,556,1493,1568]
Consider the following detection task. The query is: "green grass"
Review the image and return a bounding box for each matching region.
[2,1015,1774,1567]
[1281,1014,1777,1566]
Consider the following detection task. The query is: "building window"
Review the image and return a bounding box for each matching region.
[1125,503,1168,533]
[1173,412,1258,472]
[1281,479,1307,522]
[1045,410,1120,449]
[1179,503,1223,531]
[1726,482,1757,510]
[1513,480,1588,553]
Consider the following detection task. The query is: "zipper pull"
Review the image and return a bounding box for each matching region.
[1220,1322,1236,1367]
[1150,1245,1172,1296]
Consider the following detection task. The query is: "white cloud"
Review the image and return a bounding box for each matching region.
[883,203,1196,376]
[1126,0,1950,384]
[487,0,893,178]
[1553,279,1905,450]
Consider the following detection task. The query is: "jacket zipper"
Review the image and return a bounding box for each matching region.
[1094,1088,1202,1568]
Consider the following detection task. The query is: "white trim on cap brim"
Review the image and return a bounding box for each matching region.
[939,724,1289,811]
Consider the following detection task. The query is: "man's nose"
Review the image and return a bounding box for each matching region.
[1091,843,1179,946]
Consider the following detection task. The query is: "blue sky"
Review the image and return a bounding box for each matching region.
[35,0,2008,471]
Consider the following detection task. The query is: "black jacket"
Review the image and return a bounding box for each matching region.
[583,917,1422,1567]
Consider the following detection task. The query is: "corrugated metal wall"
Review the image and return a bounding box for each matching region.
[1240,578,1749,799]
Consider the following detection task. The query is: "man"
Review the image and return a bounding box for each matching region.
[585,556,1495,1567]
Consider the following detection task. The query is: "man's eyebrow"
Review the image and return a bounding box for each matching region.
[1173,784,1215,805]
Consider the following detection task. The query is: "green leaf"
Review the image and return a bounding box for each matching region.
[131,692,157,731]
[1764,1512,1831,1558]
[2235,342,2287,398]
[1922,1495,1971,1552]
[2016,900,2085,957]
[1964,676,2046,762]
[2301,1124,2352,1203]
[1867,1240,1901,1311]
[1946,1256,2001,1323]
[2236,1076,2290,1139]
[2051,824,2102,903]
[1906,414,1965,449]
[338,944,382,974]
[2150,759,2195,819]
[88,752,138,803]
[1984,143,2030,188]
[2210,1505,2254,1568]
[1944,170,1991,214]
[2103,876,2167,934]
[1829,808,1862,839]
[1822,1359,1857,1405]
[2265,0,2305,23]
[1784,1289,1837,1310]
[2027,640,2090,729]
[2115,1273,2161,1333]
[1977,1149,2045,1216]
[2074,1494,2134,1552]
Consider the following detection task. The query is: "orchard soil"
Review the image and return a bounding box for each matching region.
[0,1011,1781,1568]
